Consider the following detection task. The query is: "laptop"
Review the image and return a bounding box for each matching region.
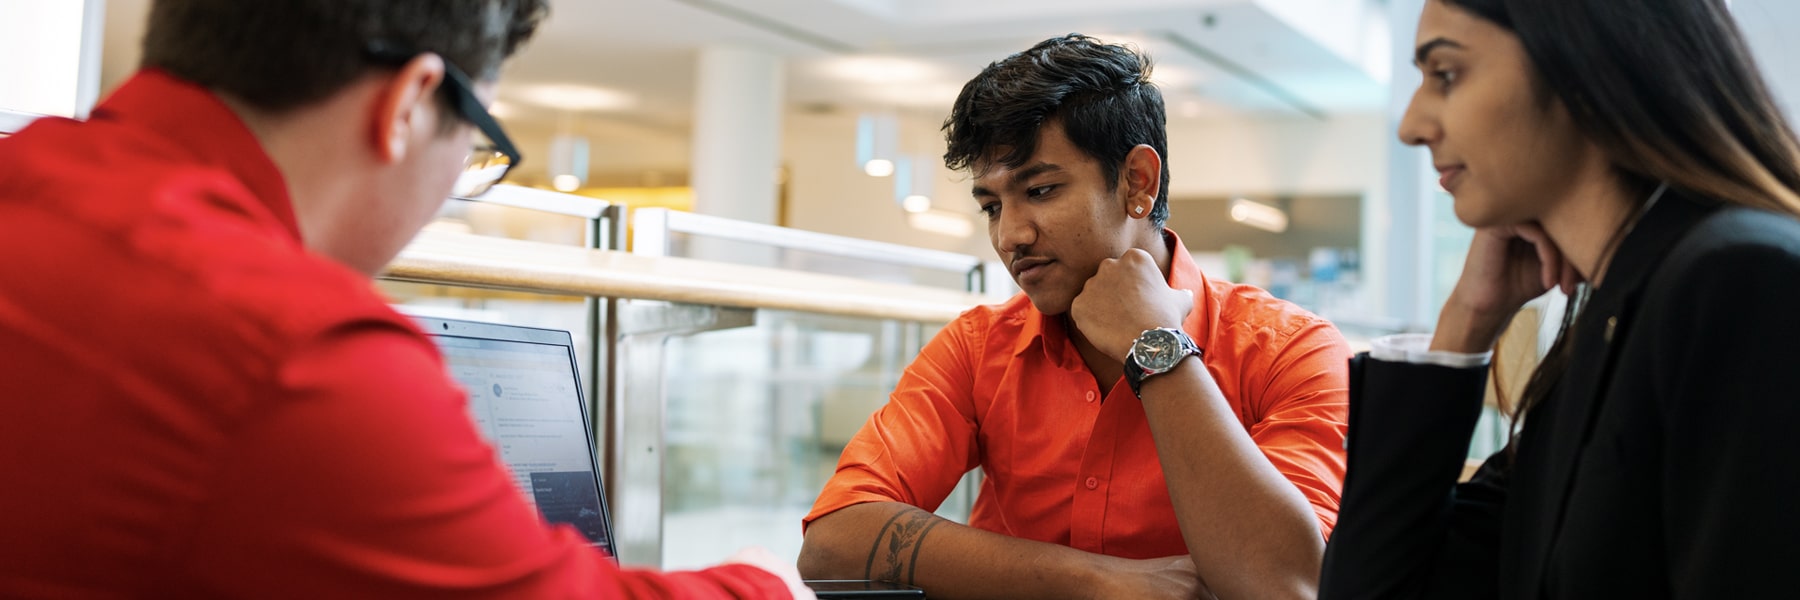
[412,315,618,562]
[415,315,922,596]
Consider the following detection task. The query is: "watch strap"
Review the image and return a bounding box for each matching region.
[1124,353,1154,397]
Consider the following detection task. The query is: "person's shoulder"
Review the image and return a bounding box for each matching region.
[2,109,190,173]
[89,187,419,367]
[2,117,287,245]
[0,115,431,397]
[1633,206,1800,345]
[1659,206,1800,290]
[207,243,419,347]
[1203,278,1348,373]
[1683,205,1800,256]
[952,292,1032,335]
[1208,278,1335,341]
[919,293,1037,364]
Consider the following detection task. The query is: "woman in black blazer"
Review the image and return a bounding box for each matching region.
[1321,0,1800,598]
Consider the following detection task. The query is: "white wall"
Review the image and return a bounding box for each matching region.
[779,107,1390,289]
[1734,0,1800,124]
[0,0,105,120]
[781,110,995,258]
[1165,113,1387,199]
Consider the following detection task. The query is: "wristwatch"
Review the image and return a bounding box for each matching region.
[1123,327,1203,398]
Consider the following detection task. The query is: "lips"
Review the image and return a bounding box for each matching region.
[1436,164,1466,192]
[1011,257,1053,285]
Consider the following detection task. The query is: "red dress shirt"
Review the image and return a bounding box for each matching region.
[0,70,787,599]
[806,234,1349,557]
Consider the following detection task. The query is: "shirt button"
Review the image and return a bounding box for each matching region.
[1084,391,1097,403]
[1085,477,1099,490]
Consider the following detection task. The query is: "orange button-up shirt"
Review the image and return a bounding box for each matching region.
[804,232,1349,558]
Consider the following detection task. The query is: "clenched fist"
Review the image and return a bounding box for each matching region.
[1069,248,1194,363]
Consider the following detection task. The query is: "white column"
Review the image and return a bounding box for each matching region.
[0,0,106,129]
[689,45,785,226]
[1378,0,1434,329]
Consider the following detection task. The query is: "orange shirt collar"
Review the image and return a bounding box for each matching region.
[1010,229,1216,362]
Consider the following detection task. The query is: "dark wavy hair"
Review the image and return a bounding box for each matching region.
[143,0,548,113]
[1440,0,1800,444]
[942,33,1172,227]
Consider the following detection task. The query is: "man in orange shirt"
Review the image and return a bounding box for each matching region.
[798,34,1348,599]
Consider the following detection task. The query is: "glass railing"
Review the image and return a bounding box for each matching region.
[624,207,994,570]
[382,184,625,414]
[655,311,952,569]
[379,190,993,571]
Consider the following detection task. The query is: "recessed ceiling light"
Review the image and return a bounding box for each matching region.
[552,174,582,192]
[1230,198,1289,233]
[902,195,931,213]
[864,159,895,177]
[908,210,973,238]
[508,83,637,112]
[821,56,938,84]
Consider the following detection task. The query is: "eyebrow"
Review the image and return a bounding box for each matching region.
[1413,37,1465,67]
[971,163,1065,198]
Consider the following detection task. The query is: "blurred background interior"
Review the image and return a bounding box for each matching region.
[5,0,1798,572]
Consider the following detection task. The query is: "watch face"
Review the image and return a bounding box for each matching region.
[1132,329,1184,371]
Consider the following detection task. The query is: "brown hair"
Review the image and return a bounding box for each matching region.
[142,0,548,113]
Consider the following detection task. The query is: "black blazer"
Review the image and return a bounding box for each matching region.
[1321,190,1800,599]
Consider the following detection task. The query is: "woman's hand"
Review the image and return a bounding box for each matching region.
[1432,222,1577,353]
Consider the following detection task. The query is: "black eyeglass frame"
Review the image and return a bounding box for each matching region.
[365,40,522,188]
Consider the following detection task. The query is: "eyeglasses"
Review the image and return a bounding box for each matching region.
[365,41,520,198]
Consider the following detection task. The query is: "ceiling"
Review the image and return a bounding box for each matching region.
[498,0,1390,124]
[99,0,1392,183]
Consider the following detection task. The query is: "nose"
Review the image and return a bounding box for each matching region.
[992,202,1036,258]
[1396,86,1439,147]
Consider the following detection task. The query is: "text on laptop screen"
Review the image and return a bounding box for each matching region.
[435,334,611,550]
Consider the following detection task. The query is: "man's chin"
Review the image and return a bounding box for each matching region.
[1022,291,1072,316]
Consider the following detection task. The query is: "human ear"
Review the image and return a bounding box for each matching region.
[1121,144,1162,217]
[369,53,447,165]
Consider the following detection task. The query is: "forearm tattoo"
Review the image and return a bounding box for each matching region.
[862,507,945,585]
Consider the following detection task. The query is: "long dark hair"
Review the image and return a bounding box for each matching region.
[1439,0,1800,440]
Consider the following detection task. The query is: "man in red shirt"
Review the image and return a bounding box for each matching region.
[0,1,806,598]
[798,34,1349,599]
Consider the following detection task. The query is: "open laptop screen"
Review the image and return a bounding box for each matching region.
[412,315,616,559]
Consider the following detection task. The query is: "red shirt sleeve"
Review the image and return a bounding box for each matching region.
[803,314,984,531]
[176,319,792,599]
[1244,319,1351,539]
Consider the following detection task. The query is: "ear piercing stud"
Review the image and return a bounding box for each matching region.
[1134,206,1145,215]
